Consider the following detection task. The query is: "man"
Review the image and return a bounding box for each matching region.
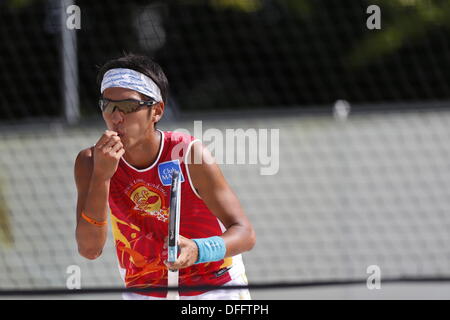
[74,53,256,300]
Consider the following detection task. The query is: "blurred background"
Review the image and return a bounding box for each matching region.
[0,0,450,299]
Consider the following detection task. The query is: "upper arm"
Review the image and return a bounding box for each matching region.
[74,147,94,221]
[186,141,250,229]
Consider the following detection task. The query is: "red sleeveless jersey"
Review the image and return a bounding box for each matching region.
[108,130,233,297]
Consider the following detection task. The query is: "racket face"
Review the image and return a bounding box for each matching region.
[168,170,180,263]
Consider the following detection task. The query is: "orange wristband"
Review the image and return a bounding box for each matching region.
[81,212,107,227]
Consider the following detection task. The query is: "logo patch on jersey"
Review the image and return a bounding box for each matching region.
[158,159,185,186]
[126,181,168,222]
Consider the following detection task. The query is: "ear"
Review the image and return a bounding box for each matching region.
[153,102,165,123]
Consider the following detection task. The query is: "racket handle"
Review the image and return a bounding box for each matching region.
[166,291,180,300]
[167,270,180,300]
[168,245,177,263]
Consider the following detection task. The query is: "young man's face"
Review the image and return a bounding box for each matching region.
[102,87,163,149]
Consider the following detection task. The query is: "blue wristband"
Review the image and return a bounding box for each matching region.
[192,236,226,264]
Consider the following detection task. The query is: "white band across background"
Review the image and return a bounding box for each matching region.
[100,68,162,102]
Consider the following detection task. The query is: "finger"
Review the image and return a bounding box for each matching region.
[177,257,192,269]
[97,130,118,144]
[168,259,184,270]
[163,236,168,249]
[105,130,118,136]
[107,134,121,145]
[165,261,177,271]
[109,141,124,154]
[164,248,183,269]
[173,248,194,269]
[101,136,121,152]
[116,148,125,159]
[95,131,118,148]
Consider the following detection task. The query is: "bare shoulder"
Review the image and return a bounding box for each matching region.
[188,139,215,166]
[74,146,95,186]
[75,146,94,168]
[187,140,227,192]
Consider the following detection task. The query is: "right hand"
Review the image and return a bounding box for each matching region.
[92,130,125,181]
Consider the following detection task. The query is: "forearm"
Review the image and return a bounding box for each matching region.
[220,222,256,258]
[76,175,110,259]
[210,190,256,258]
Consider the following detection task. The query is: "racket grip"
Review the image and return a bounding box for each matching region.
[168,244,181,263]
[168,245,177,263]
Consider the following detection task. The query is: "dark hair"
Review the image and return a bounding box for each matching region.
[97,53,169,104]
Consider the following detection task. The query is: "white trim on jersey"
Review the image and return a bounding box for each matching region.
[183,139,202,199]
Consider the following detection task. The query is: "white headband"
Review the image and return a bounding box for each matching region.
[100,68,162,102]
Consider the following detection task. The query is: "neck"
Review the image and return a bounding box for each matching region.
[123,129,161,170]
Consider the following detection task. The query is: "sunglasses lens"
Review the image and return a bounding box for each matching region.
[100,99,141,114]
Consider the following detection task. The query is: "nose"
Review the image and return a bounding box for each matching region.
[110,108,124,125]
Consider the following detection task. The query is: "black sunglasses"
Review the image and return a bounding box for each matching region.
[99,98,157,114]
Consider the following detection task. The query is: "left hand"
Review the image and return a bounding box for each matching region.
[164,235,198,270]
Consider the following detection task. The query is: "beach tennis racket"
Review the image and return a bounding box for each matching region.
[166,170,181,300]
